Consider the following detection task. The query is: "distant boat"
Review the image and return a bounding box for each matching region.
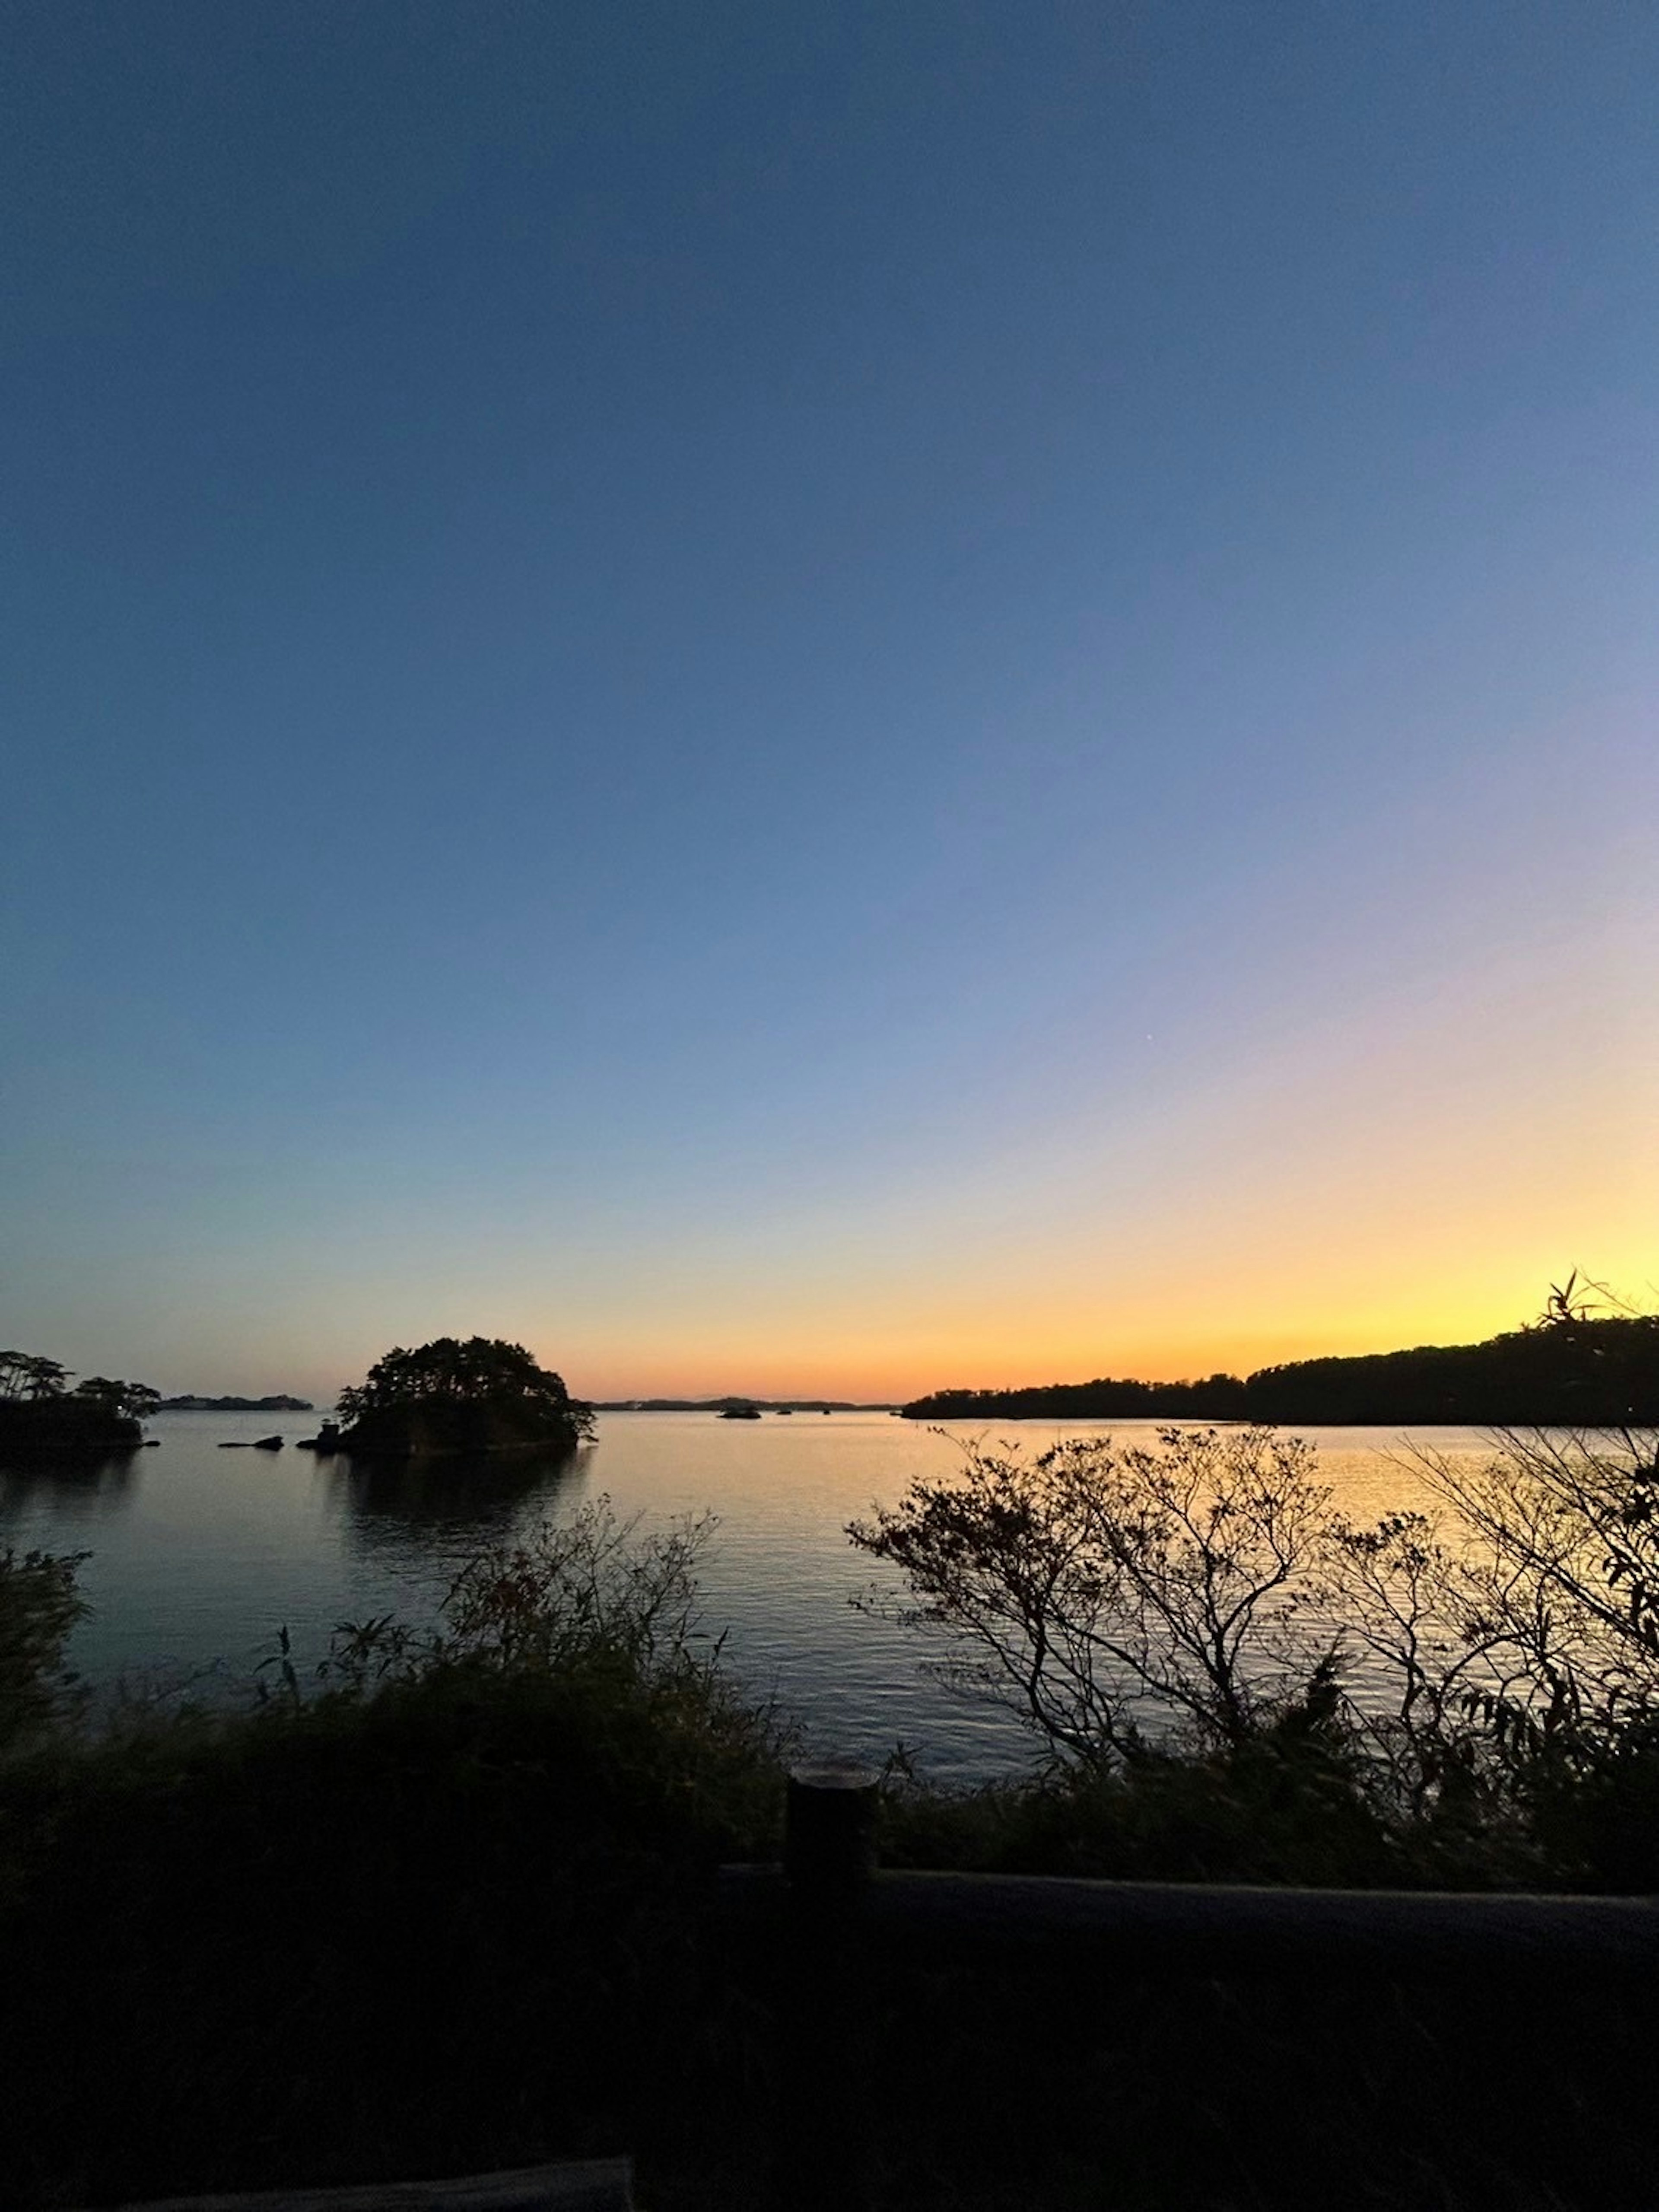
[719,1405,762,1420]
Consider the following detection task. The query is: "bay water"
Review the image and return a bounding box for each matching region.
[1,1408,1502,1783]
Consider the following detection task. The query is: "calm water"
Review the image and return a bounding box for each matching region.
[0,1409,1501,1782]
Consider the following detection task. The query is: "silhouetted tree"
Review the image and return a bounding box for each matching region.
[0,1354,71,1401]
[1412,1426,1659,1744]
[850,1427,1336,1765]
[71,1377,161,1422]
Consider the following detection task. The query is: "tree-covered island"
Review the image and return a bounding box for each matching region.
[334,1336,594,1458]
[0,1354,159,1454]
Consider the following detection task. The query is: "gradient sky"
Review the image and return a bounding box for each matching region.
[5,1,1655,1404]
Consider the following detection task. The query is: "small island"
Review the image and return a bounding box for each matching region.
[334,1335,594,1458]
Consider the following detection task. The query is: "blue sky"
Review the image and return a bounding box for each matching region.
[5,1,1655,1399]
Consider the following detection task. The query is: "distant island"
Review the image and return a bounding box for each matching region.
[157,1394,314,1412]
[902,1309,1659,1429]
[592,1397,896,1413]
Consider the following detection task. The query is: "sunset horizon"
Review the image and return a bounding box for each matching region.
[46,1256,1649,1410]
[6,3,1653,1420]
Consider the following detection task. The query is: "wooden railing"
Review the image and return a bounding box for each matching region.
[734,1759,1659,2212]
[746,1758,1659,1978]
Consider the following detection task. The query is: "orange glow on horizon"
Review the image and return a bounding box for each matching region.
[548,1260,1656,1405]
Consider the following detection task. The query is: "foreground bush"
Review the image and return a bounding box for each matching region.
[0,1502,789,2209]
[851,1423,1659,1886]
[852,1426,1336,1763]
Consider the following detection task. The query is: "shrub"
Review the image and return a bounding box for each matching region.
[1412,1426,1659,1737]
[849,1427,1339,1765]
[0,1546,88,1750]
[0,1501,790,2208]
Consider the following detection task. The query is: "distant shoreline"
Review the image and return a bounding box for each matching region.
[156,1395,314,1413]
[899,1315,1659,1429]
[591,1397,898,1413]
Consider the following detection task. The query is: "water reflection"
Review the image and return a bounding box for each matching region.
[0,1448,141,1520]
[327,1445,590,1554]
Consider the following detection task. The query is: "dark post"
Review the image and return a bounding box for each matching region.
[786,1759,880,1898]
[777,1760,880,2212]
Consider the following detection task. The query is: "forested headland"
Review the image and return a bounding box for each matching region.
[0,1356,159,1454]
[902,1307,1659,1427]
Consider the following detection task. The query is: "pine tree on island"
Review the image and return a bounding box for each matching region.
[334,1337,595,1458]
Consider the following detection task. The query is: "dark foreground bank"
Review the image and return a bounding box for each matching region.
[4,1478,1659,2211]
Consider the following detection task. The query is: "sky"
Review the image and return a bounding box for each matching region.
[4,0,1656,1404]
